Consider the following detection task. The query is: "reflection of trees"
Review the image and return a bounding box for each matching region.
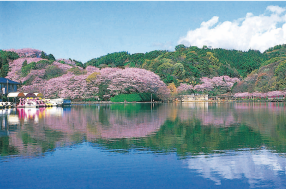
[95,102,286,156]
[1,102,286,158]
[95,119,264,156]
[0,104,168,157]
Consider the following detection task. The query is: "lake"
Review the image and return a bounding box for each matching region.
[0,102,286,189]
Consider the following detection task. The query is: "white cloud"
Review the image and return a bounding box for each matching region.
[178,6,286,52]
[267,5,286,15]
[201,16,219,28]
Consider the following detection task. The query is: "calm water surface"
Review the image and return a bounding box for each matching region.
[0,102,286,188]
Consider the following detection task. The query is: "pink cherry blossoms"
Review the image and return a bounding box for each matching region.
[177,83,194,93]
[177,76,240,93]
[20,67,170,100]
[194,76,240,91]
[4,48,42,58]
[234,91,286,98]
[6,58,44,82]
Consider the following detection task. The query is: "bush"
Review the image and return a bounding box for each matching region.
[44,65,65,80]
[86,72,100,83]
[68,67,87,75]
[34,60,52,69]
[21,62,36,77]
[110,93,159,102]
[23,75,35,85]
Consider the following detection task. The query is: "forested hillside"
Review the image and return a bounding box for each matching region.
[2,44,286,100]
[85,44,271,80]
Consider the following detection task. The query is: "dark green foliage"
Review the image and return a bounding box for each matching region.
[40,51,56,61]
[126,53,145,67]
[1,64,9,78]
[143,50,166,60]
[212,49,267,77]
[22,60,27,67]
[85,52,129,67]
[173,63,185,79]
[44,65,65,80]
[98,82,110,100]
[40,51,46,59]
[47,54,56,61]
[34,60,52,69]
[110,93,159,102]
[21,62,36,77]
[21,60,53,77]
[23,75,36,85]
[217,64,240,78]
[73,59,84,68]
[0,50,19,77]
[5,51,19,60]
[175,44,187,51]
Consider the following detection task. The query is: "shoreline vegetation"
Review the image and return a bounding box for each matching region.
[2,44,286,102]
[71,98,286,104]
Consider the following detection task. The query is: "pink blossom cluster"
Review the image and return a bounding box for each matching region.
[20,67,170,100]
[177,83,194,93]
[6,58,44,82]
[266,91,286,97]
[194,76,240,91]
[21,69,46,83]
[94,68,170,99]
[234,91,286,98]
[85,66,100,74]
[4,48,42,58]
[52,62,73,72]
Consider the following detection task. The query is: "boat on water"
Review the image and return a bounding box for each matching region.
[6,91,71,108]
[17,98,38,108]
[44,99,57,107]
[50,98,71,106]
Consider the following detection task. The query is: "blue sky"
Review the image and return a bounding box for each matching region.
[1,1,286,63]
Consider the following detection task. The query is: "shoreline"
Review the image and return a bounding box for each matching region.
[71,100,286,104]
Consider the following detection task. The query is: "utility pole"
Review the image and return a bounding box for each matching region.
[151,94,152,103]
[6,79,8,102]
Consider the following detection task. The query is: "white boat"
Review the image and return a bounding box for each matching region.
[24,99,38,108]
[50,98,71,106]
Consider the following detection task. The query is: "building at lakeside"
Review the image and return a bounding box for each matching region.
[180,94,208,102]
[0,78,20,95]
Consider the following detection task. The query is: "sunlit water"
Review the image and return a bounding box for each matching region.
[1,102,286,188]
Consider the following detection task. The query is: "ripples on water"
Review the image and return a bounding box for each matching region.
[0,102,286,188]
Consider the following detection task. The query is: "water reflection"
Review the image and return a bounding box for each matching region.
[1,102,286,187]
[1,103,286,156]
[186,149,286,188]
